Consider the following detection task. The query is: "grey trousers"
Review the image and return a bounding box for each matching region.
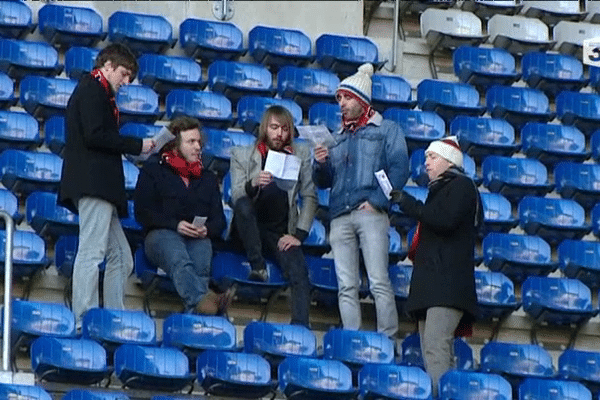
[418,306,464,397]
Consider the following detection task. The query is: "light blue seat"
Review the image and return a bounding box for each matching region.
[0,71,16,108]
[249,25,312,69]
[556,91,600,136]
[485,85,554,131]
[303,218,328,252]
[521,123,589,167]
[475,270,520,321]
[416,79,485,124]
[236,95,302,134]
[202,128,253,174]
[38,4,106,48]
[120,200,142,250]
[0,188,22,223]
[0,0,35,39]
[558,239,600,289]
[559,349,600,395]
[179,18,245,62]
[554,162,600,210]
[63,389,130,400]
[0,384,51,400]
[420,9,487,52]
[518,377,591,400]
[108,11,176,56]
[453,46,520,90]
[308,102,341,133]
[64,46,99,80]
[388,226,406,261]
[0,38,62,80]
[208,60,274,106]
[589,65,600,93]
[360,363,432,400]
[480,192,518,235]
[138,54,206,96]
[388,264,412,312]
[115,84,162,124]
[122,159,138,197]
[517,196,590,245]
[165,89,232,129]
[114,344,194,392]
[487,14,554,56]
[306,255,338,309]
[521,1,587,28]
[54,235,79,278]
[120,122,162,141]
[315,33,382,77]
[44,115,66,156]
[451,116,519,162]
[0,230,50,282]
[277,66,339,112]
[0,149,62,195]
[591,203,600,239]
[382,108,445,153]
[483,232,556,283]
[25,191,79,238]
[19,75,77,121]
[521,52,587,98]
[400,332,474,371]
[0,110,41,151]
[439,370,512,400]
[371,74,416,112]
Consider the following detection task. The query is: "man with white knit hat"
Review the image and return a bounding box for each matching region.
[314,63,409,338]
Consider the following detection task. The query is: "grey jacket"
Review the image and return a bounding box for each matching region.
[230,142,318,236]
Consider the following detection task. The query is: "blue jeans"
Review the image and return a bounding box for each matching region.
[144,229,212,313]
[329,208,398,337]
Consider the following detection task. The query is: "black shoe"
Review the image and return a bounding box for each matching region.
[248,268,268,282]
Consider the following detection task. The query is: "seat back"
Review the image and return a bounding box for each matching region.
[0,71,14,103]
[556,91,600,121]
[488,15,550,43]
[0,188,19,220]
[277,66,339,98]
[82,308,156,347]
[108,11,173,51]
[558,239,600,276]
[197,350,271,385]
[522,52,584,81]
[0,149,62,184]
[138,54,203,87]
[555,162,600,194]
[559,348,600,383]
[359,364,432,400]
[63,389,130,400]
[482,156,549,188]
[54,235,78,277]
[315,33,379,65]
[0,384,52,400]
[417,79,482,109]
[439,370,511,400]
[382,108,445,143]
[114,344,190,378]
[518,196,587,229]
[519,377,591,400]
[179,18,243,58]
[208,60,273,92]
[480,341,554,378]
[0,110,39,145]
[451,116,515,148]
[19,75,77,112]
[371,74,414,106]
[165,89,232,122]
[486,85,551,115]
[44,115,66,154]
[480,192,514,225]
[475,270,517,307]
[421,8,483,37]
[388,264,413,300]
[162,313,236,351]
[1,229,47,266]
[308,102,341,133]
[64,46,99,80]
[453,46,517,79]
[522,276,594,313]
[38,4,103,40]
[11,298,75,338]
[244,321,317,358]
[249,25,311,61]
[483,232,552,265]
[278,356,353,393]
[0,0,34,39]
[31,336,108,374]
[401,332,474,370]
[521,123,586,157]
[323,328,395,366]
[25,191,79,229]
[115,85,160,117]
[0,38,59,71]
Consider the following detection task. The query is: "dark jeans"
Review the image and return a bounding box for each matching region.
[234,196,311,327]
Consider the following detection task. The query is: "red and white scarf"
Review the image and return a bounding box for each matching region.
[162,149,203,187]
[91,68,119,125]
[338,89,376,133]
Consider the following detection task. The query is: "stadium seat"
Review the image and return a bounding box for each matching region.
[0,149,62,195]
[400,332,474,371]
[553,21,600,57]
[0,188,22,224]
[371,73,416,112]
[120,200,142,249]
[315,33,383,77]
[38,3,106,48]
[521,52,587,99]
[421,9,487,52]
[0,71,16,108]
[277,66,339,112]
[63,389,130,400]
[452,46,520,90]
[521,123,589,167]
[517,196,591,245]
[451,116,519,162]
[115,84,162,124]
[179,18,245,62]
[554,162,600,210]
[475,270,520,321]
[165,89,232,129]
[197,350,275,399]
[439,370,512,400]
[31,336,110,384]
[0,384,51,400]
[460,0,522,21]
[249,25,312,69]
[593,203,600,239]
[388,226,405,262]
[133,246,177,314]
[487,15,554,56]
[108,11,176,56]
[559,348,600,396]
[521,1,586,27]
[482,232,556,283]
[25,191,79,238]
[54,234,79,278]
[64,46,99,80]
[121,160,138,197]
[138,54,206,96]
[518,377,591,400]
[391,185,428,231]
[399,0,455,15]
[0,0,35,39]
[120,122,162,142]
[416,79,485,124]
[382,109,445,153]
[236,96,303,134]
[208,60,274,106]
[556,91,600,136]
[0,38,62,80]
[480,192,518,235]
[592,130,600,162]
[306,255,338,309]
[278,356,357,400]
[0,110,41,151]
[0,229,50,283]
[558,239,600,289]
[388,264,412,313]
[202,128,254,174]
[114,344,194,392]
[19,75,77,122]
[44,115,66,156]
[308,102,341,133]
[485,85,554,131]
[359,363,432,400]
[303,218,328,252]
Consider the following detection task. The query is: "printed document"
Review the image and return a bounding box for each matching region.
[296,125,336,147]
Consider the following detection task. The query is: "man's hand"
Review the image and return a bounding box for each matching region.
[252,171,273,188]
[177,220,207,238]
[141,138,155,154]
[278,234,301,251]
[314,144,329,163]
[358,201,375,212]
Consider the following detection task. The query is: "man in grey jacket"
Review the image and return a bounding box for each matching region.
[230,105,317,327]
[314,63,409,338]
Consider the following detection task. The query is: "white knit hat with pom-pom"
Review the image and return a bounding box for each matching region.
[336,63,374,105]
[426,136,463,168]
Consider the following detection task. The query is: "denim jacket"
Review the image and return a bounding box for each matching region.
[313,112,409,219]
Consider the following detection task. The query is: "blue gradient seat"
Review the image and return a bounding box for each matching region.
[25,191,79,238]
[480,192,518,235]
[165,89,232,129]
[38,3,105,48]
[482,156,552,203]
[108,11,176,56]
[277,66,338,112]
[19,75,76,122]
[439,370,512,400]
[417,79,485,124]
[138,54,206,96]
[521,52,587,98]
[115,84,162,124]
[0,71,16,108]
[249,25,312,69]
[383,109,445,153]
[64,46,99,80]
[315,33,382,77]
[0,149,62,195]
[486,85,554,130]
[0,0,35,39]
[208,60,274,106]
[453,45,520,90]
[360,364,432,400]
[0,38,62,80]
[558,239,600,289]
[179,18,245,62]
[475,270,520,320]
[521,123,589,167]
[451,115,519,162]
[0,110,41,151]
[371,74,416,112]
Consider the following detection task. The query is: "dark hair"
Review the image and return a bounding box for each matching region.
[256,105,295,145]
[94,43,139,78]
[162,116,204,153]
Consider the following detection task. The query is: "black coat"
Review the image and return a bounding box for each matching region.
[395,169,483,321]
[59,74,142,217]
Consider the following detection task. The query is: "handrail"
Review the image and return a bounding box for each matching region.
[1,211,14,372]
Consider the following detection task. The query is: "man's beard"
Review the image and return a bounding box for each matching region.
[266,136,285,151]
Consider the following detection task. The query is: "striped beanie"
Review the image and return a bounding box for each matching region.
[425,136,463,168]
[336,63,374,105]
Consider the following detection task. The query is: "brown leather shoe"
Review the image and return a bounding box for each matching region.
[195,290,219,315]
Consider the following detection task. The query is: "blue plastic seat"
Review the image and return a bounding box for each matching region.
[121,159,138,197]
[305,255,338,309]
[108,11,176,56]
[480,192,518,235]
[0,149,62,195]
[277,66,339,112]
[25,191,79,238]
[439,370,512,400]
[249,25,312,69]
[382,109,445,153]
[453,46,520,90]
[360,363,432,400]
[559,349,600,395]
[19,75,77,121]
[138,54,206,96]
[556,91,600,136]
[278,356,357,400]
[63,389,130,400]
[401,332,474,371]
[475,270,520,321]
[371,74,416,112]
[120,122,162,141]
[0,0,35,39]
[521,52,587,99]
[558,239,600,289]
[554,162,600,210]
[115,84,162,124]
[483,232,556,283]
[420,8,487,52]
[54,234,78,278]
[0,38,62,80]
[590,65,600,93]
[521,123,589,167]
[44,115,66,156]
[120,200,142,250]
[165,89,233,129]
[114,344,194,391]
[388,226,405,261]
[0,230,50,281]
[391,185,428,231]
[202,128,254,174]
[31,336,110,384]
[481,156,552,203]
[315,33,383,77]
[64,46,99,80]
[303,218,328,252]
[417,79,485,124]
[0,188,22,223]
[519,377,591,400]
[38,4,106,48]
[237,96,302,134]
[208,60,274,106]
[451,116,519,162]
[0,71,16,108]
[308,102,341,133]
[517,196,591,245]
[179,18,245,62]
[591,203,600,239]
[485,85,554,131]
[197,350,275,399]
[0,384,51,400]
[487,15,554,56]
[133,246,177,314]
[592,130,600,163]
[0,110,41,151]
[388,264,412,312]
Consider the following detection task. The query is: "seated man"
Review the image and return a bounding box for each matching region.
[134,116,232,314]
[230,105,317,327]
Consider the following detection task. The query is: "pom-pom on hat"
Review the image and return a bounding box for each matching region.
[336,63,374,105]
[425,136,463,168]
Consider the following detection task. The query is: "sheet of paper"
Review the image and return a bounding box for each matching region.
[192,216,207,228]
[296,125,337,147]
[264,151,301,181]
[375,169,393,200]
[126,126,175,162]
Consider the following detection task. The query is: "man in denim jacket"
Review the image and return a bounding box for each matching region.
[314,63,409,337]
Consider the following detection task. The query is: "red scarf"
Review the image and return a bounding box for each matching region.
[91,69,119,125]
[339,89,376,133]
[162,149,203,186]
[256,141,294,158]
[408,222,420,262]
